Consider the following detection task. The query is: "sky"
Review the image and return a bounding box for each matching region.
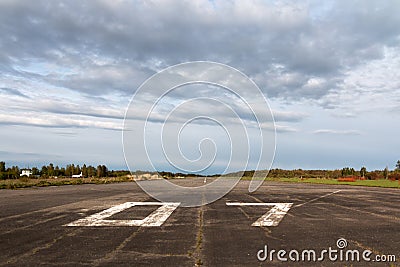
[0,0,399,173]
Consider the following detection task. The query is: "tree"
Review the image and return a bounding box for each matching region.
[0,161,6,180]
[41,165,48,177]
[7,166,20,179]
[0,161,5,180]
[96,165,108,177]
[383,166,389,179]
[74,165,81,175]
[0,161,5,172]
[65,164,74,177]
[396,160,400,171]
[87,165,96,177]
[360,167,367,178]
[48,163,55,177]
[101,165,108,177]
[54,165,60,176]
[82,164,88,178]
[341,167,355,177]
[96,165,102,177]
[31,167,40,176]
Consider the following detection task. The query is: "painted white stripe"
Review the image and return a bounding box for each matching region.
[226,202,276,206]
[66,202,180,227]
[251,203,292,227]
[226,202,293,227]
[294,190,341,207]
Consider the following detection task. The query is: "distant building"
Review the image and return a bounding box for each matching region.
[20,169,32,177]
[72,172,83,178]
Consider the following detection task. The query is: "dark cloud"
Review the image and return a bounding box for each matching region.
[1,0,399,102]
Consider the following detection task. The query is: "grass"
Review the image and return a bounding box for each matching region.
[263,177,400,189]
[2,175,400,190]
[0,176,135,189]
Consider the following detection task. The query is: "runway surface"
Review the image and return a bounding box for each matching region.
[1,179,399,266]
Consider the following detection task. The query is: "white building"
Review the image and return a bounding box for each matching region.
[72,172,83,178]
[20,169,33,177]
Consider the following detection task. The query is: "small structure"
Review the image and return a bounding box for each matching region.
[72,172,83,178]
[20,169,33,177]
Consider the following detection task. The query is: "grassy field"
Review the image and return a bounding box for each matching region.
[1,176,400,190]
[264,177,400,189]
[0,176,135,189]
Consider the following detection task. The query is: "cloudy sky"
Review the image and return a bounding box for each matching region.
[1,0,399,173]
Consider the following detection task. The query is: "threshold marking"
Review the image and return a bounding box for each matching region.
[66,202,180,227]
[226,202,293,227]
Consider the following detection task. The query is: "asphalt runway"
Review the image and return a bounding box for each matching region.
[1,179,399,266]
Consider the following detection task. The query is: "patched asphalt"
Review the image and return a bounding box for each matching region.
[1,179,399,266]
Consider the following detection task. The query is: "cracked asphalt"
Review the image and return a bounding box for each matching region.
[1,179,399,266]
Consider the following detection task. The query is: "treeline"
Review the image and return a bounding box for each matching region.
[242,166,400,180]
[2,160,400,180]
[0,161,130,179]
[227,160,400,180]
[158,171,204,178]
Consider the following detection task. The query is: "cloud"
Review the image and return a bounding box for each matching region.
[313,129,362,135]
[0,113,122,131]
[1,0,399,102]
[0,87,29,98]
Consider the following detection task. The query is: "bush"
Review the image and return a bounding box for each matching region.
[388,173,400,181]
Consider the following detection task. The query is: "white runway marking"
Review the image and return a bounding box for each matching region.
[294,189,341,207]
[66,202,180,227]
[226,202,293,227]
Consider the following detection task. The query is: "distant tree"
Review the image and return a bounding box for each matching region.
[383,167,389,179]
[341,167,355,177]
[87,165,96,177]
[82,164,88,178]
[396,160,400,171]
[60,167,66,176]
[360,167,367,178]
[96,165,108,177]
[48,163,55,177]
[7,166,20,179]
[31,167,40,176]
[65,164,75,177]
[74,165,81,175]
[54,165,60,176]
[96,165,102,177]
[0,161,5,172]
[0,161,5,179]
[101,165,108,177]
[41,165,48,177]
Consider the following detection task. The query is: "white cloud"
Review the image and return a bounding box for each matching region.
[313,129,362,135]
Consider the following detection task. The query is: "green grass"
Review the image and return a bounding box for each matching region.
[0,176,135,189]
[263,177,400,188]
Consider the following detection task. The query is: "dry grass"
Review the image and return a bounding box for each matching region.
[0,176,135,189]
